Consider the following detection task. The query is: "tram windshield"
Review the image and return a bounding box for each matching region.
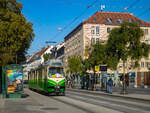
[48,67,64,78]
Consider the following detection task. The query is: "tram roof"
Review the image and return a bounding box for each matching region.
[43,59,63,67]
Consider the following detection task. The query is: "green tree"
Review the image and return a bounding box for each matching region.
[0,0,34,66]
[106,22,150,94]
[67,55,83,88]
[43,53,52,62]
[88,42,107,68]
[67,55,82,74]
[87,42,106,90]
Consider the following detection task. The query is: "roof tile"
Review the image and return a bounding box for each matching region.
[83,11,150,27]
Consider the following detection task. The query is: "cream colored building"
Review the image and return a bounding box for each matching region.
[64,11,150,87]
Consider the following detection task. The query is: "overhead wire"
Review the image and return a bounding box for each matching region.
[127,0,140,9]
[126,0,150,18]
[49,0,98,42]
[48,0,149,44]
[136,8,150,18]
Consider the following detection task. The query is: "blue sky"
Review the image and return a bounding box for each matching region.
[18,0,150,54]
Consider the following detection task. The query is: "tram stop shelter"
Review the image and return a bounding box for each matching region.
[2,64,23,98]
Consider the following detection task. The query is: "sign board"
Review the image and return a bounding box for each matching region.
[95,65,100,72]
[6,65,23,93]
[100,65,107,71]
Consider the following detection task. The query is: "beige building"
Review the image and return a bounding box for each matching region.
[64,11,150,87]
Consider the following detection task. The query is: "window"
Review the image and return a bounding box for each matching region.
[145,40,148,44]
[49,68,64,78]
[96,38,99,43]
[107,27,111,33]
[145,62,150,68]
[144,29,149,35]
[91,38,95,44]
[105,18,113,23]
[91,29,95,34]
[141,62,144,68]
[137,20,142,24]
[116,18,123,23]
[128,19,134,23]
[96,26,99,34]
[94,17,97,21]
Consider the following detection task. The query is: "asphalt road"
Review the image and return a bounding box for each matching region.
[1,88,150,113]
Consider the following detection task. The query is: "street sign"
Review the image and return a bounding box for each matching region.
[95,65,99,72]
[100,65,107,71]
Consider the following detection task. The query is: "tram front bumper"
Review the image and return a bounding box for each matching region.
[55,85,60,92]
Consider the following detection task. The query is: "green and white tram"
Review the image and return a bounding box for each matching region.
[28,59,66,95]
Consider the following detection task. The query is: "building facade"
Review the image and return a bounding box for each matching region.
[23,46,53,82]
[56,42,65,63]
[64,11,150,87]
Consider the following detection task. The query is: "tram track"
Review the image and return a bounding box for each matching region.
[64,92,150,113]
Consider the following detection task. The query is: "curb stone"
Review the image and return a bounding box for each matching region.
[67,88,150,102]
[0,95,4,113]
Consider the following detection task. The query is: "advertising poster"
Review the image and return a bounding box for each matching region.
[7,68,23,93]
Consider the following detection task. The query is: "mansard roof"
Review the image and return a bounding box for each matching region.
[83,11,150,27]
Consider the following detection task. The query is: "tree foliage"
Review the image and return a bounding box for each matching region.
[67,55,82,74]
[66,22,150,79]
[67,42,107,75]
[106,22,150,70]
[43,53,52,62]
[88,42,106,69]
[0,0,34,66]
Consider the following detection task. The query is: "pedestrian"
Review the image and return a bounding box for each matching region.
[67,79,71,88]
[86,75,89,90]
[108,78,113,94]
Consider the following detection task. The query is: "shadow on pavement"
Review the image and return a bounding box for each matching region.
[21,93,29,98]
[29,88,65,97]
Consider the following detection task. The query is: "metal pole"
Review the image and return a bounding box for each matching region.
[16,54,17,64]
[121,61,128,94]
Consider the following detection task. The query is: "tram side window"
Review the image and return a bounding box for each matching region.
[42,69,44,79]
[44,68,47,79]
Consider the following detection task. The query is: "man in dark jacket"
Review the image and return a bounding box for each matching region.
[108,78,113,94]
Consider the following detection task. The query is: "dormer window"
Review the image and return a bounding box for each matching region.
[128,19,134,23]
[116,18,123,23]
[94,17,97,21]
[105,18,113,23]
[137,20,142,24]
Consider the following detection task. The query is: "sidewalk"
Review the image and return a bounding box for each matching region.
[67,87,150,101]
[0,94,4,113]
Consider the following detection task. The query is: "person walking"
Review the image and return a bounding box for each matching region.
[108,78,113,94]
